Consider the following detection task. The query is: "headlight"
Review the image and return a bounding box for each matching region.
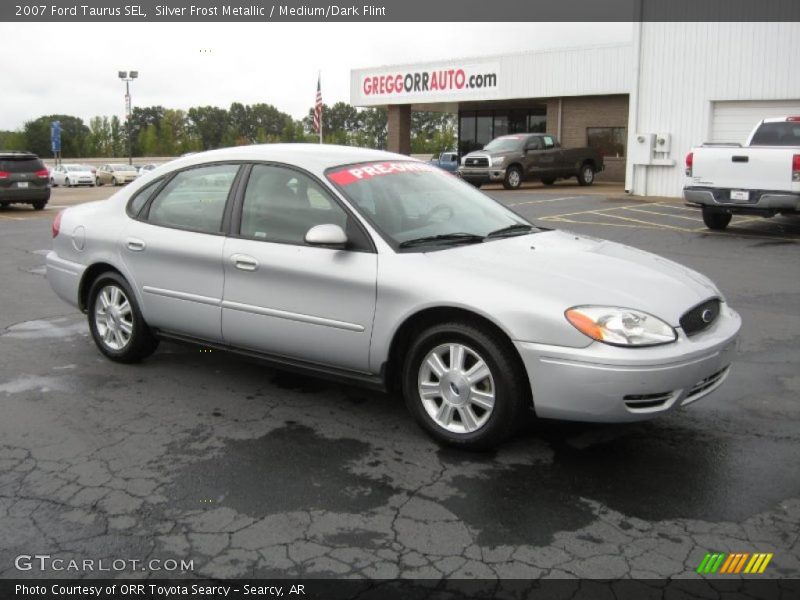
[492,156,505,166]
[565,306,677,347]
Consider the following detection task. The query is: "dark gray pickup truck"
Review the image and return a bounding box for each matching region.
[458,133,604,190]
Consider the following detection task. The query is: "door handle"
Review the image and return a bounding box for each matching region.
[126,238,146,252]
[232,254,258,271]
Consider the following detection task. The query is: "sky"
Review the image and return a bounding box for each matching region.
[0,22,631,130]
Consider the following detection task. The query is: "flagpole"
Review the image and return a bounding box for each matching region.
[319,71,323,145]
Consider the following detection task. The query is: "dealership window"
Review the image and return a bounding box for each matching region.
[587,127,626,158]
[476,112,493,148]
[459,111,477,156]
[527,107,547,133]
[458,105,548,155]
[493,114,508,138]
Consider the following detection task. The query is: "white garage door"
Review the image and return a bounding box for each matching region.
[711,100,800,143]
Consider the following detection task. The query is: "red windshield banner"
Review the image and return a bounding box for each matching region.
[327,161,440,186]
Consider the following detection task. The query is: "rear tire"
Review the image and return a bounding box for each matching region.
[577,163,595,186]
[503,166,523,190]
[87,272,159,363]
[112,177,118,186]
[702,207,732,230]
[50,178,57,187]
[541,178,555,186]
[32,201,45,210]
[65,178,71,188]
[401,321,529,450]
[0,202,9,209]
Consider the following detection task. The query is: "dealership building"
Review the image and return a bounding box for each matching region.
[350,22,800,197]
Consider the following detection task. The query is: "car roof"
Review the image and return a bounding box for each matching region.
[167,143,412,173]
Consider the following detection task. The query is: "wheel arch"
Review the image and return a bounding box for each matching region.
[78,262,125,312]
[383,305,531,405]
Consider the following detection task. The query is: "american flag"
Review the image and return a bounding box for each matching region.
[313,74,323,137]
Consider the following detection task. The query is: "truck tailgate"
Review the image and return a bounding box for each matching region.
[691,147,796,191]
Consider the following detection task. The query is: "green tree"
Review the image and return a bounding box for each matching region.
[187,106,229,150]
[21,115,90,158]
[0,130,26,151]
[110,116,125,158]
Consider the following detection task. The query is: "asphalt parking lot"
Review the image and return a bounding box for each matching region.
[1,182,799,581]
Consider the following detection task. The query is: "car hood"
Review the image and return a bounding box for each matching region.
[422,230,720,326]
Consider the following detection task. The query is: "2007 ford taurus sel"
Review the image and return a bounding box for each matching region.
[46,145,741,449]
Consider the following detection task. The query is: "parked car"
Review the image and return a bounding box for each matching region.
[429,151,459,172]
[46,145,740,449]
[50,164,96,187]
[0,151,50,210]
[137,164,157,176]
[458,133,604,189]
[96,164,139,186]
[684,117,800,230]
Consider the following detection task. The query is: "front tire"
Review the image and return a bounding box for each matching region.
[96,177,103,186]
[112,177,118,186]
[402,321,529,450]
[503,166,523,190]
[577,163,595,186]
[32,201,45,210]
[541,178,556,186]
[88,272,159,363]
[65,178,71,188]
[702,207,732,230]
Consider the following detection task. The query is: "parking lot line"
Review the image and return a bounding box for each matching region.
[541,215,666,230]
[622,206,705,222]
[538,203,654,219]
[590,210,696,231]
[509,196,581,207]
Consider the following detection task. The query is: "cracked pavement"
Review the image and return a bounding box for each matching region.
[0,191,799,581]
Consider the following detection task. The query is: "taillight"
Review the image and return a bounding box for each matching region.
[52,211,63,238]
[0,171,9,179]
[685,152,694,177]
[35,169,49,178]
[786,116,800,122]
[793,154,800,182]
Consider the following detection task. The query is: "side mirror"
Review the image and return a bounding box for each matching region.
[305,224,348,248]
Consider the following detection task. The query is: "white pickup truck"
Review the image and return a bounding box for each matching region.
[683,117,800,230]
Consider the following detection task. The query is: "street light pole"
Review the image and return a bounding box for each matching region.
[118,70,138,165]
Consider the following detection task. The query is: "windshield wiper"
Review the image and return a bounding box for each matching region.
[399,232,485,248]
[484,223,536,239]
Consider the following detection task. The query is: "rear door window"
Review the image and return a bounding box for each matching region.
[146,164,239,234]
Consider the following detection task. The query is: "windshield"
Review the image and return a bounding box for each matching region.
[327,161,535,250]
[483,136,525,152]
[111,164,131,170]
[65,165,84,172]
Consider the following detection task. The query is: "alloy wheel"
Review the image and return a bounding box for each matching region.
[94,284,134,351]
[418,343,495,434]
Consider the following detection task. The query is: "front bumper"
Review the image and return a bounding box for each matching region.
[514,304,741,422]
[457,166,507,184]
[684,186,800,213]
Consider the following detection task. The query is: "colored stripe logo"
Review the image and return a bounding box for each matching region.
[697,552,773,574]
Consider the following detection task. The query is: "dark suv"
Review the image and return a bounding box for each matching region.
[0,152,51,210]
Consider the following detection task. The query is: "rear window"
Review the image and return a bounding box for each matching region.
[750,122,800,146]
[0,157,45,172]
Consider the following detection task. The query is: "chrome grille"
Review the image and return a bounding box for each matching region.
[464,156,489,168]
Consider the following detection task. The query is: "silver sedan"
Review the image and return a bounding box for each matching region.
[46,145,741,449]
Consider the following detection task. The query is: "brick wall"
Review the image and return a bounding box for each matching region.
[560,94,629,182]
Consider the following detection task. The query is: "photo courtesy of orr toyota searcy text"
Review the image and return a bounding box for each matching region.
[362,63,499,97]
